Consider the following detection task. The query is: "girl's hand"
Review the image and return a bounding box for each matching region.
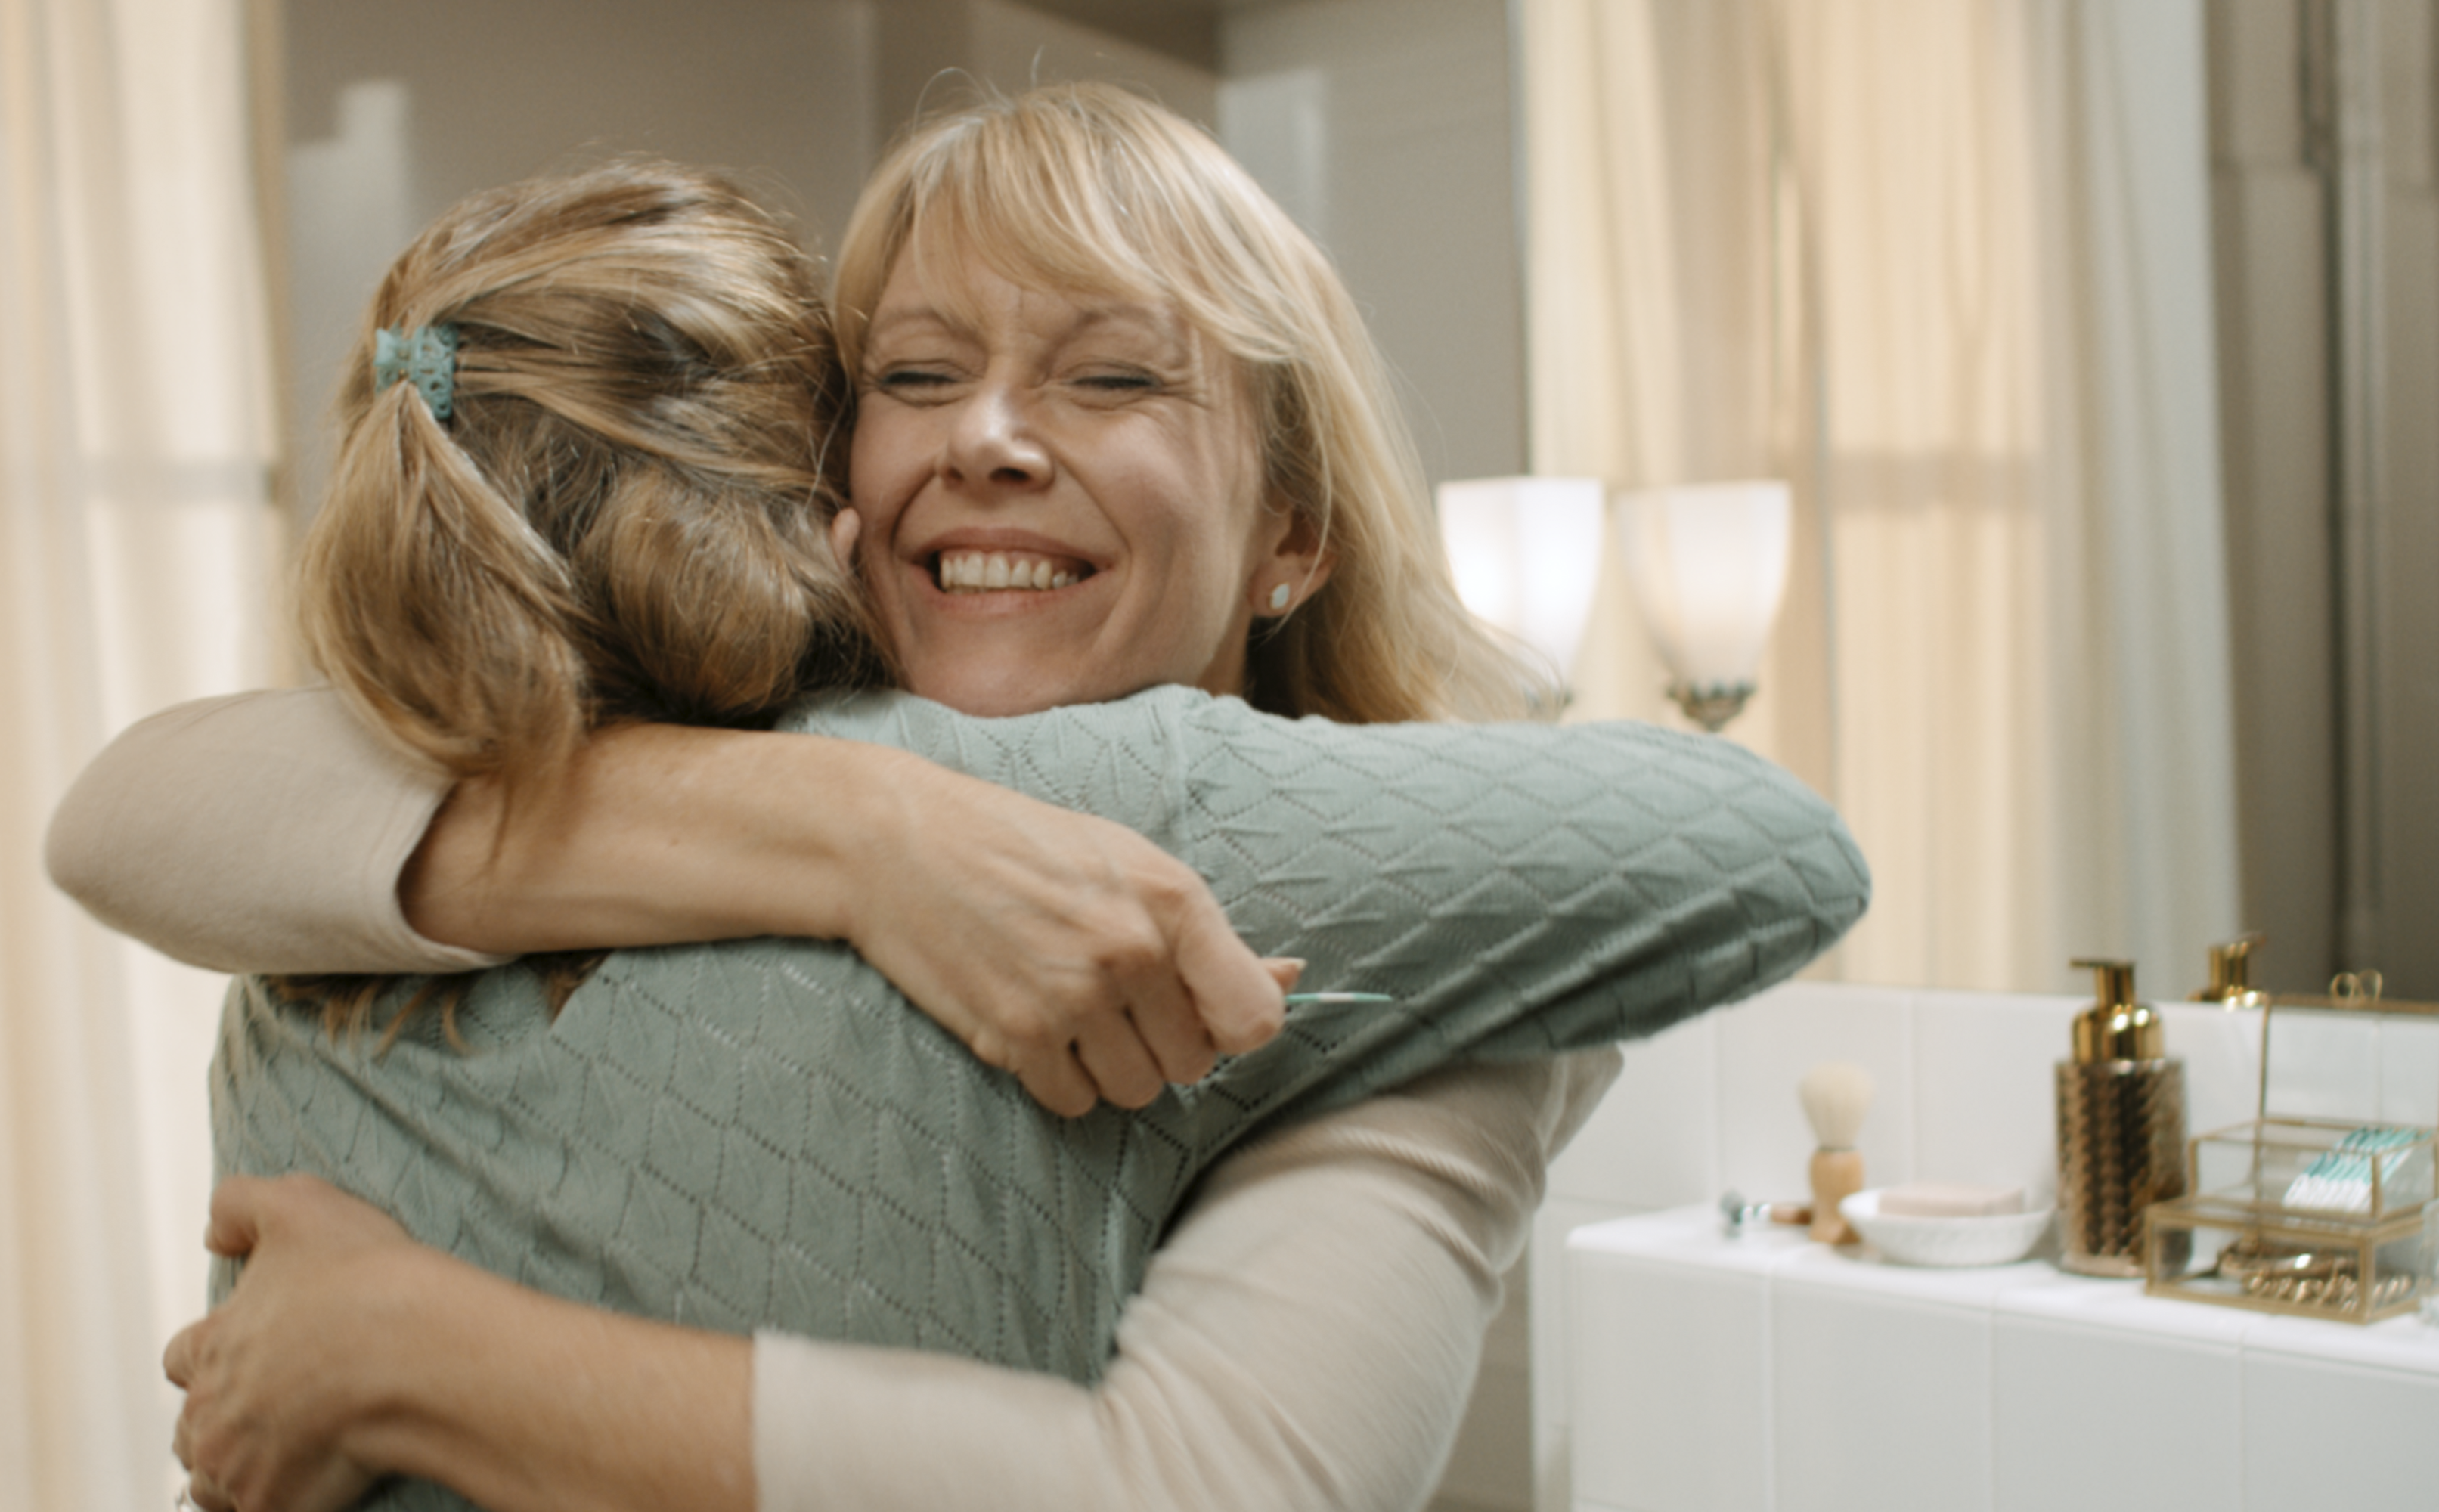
[164,1176,410,1512]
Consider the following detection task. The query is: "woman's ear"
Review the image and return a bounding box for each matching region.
[1252,507,1336,618]
[829,507,863,573]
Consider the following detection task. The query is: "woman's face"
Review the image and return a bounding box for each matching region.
[847,240,1321,717]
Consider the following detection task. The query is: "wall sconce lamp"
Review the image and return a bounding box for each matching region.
[1613,480,1793,733]
[1434,476,1607,700]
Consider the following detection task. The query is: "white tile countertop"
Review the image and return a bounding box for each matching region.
[1564,1204,2439,1512]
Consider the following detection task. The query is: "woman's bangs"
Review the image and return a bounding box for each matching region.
[934,145,1169,311]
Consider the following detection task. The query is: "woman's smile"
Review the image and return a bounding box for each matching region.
[932,548,1088,594]
[850,238,1315,717]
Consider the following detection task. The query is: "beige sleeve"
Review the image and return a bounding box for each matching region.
[752,1048,1621,1512]
[43,689,506,975]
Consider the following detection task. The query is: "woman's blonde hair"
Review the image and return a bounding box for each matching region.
[302,158,880,795]
[832,83,1547,723]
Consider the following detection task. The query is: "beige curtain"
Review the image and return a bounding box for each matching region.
[1522,0,2239,993]
[1,0,278,1504]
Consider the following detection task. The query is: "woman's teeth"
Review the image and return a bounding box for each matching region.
[936,551,1083,593]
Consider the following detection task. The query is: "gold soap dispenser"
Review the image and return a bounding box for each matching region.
[2190,933,2267,1008]
[2055,959,2188,1276]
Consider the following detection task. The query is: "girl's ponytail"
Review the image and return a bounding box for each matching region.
[302,367,593,789]
[295,160,879,796]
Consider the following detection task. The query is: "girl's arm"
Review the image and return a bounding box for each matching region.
[169,1053,1616,1512]
[47,689,1285,1114]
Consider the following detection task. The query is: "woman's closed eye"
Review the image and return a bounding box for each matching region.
[870,365,961,396]
[1065,367,1170,404]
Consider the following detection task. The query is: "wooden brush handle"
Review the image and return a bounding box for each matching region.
[1809,1149,1864,1243]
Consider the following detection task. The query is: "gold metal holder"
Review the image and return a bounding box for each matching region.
[2146,1185,2431,1324]
[2141,950,2439,1322]
[1667,680,1756,733]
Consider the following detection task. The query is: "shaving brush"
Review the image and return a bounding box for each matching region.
[1798,1062,1874,1243]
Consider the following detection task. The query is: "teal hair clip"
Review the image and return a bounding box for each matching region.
[373,324,460,420]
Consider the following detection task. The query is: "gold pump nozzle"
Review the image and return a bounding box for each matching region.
[2069,957,2163,1062]
[2192,934,2266,1005]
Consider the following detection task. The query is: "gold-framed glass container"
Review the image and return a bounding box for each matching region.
[2145,1120,2436,1321]
[2142,989,2439,1324]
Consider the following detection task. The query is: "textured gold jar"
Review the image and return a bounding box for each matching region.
[2055,1058,2188,1276]
[2055,959,2189,1277]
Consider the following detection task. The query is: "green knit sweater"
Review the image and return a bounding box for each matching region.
[213,687,1867,1509]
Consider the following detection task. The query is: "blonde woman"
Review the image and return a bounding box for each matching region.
[55,89,1866,1512]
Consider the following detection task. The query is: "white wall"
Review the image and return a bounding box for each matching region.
[970,0,1218,122]
[279,0,877,525]
[1223,0,1526,491]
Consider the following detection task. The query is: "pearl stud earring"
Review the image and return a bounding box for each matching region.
[1268,583,1291,612]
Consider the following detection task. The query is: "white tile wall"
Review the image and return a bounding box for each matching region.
[1565,1210,2439,1511]
[1549,1011,1723,1212]
[1533,978,2428,1512]
[1567,1229,1782,1512]
[1713,984,1918,1204]
[2378,1014,2439,1127]
[2162,1001,2273,1137]
[1532,1197,1635,1512]
[2239,1352,2439,1506]
[1910,991,2075,1203]
[2256,1009,2381,1120]
[1771,1283,1993,1512]
[1991,1317,2242,1512]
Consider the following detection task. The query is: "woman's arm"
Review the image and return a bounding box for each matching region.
[45,692,495,976]
[756,1051,1617,1512]
[170,1053,1617,1512]
[48,689,1285,1113]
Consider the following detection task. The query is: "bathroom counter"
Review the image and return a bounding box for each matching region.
[1564,1204,2439,1512]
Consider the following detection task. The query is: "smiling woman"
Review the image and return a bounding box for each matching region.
[829,82,1510,730]
[848,253,1305,714]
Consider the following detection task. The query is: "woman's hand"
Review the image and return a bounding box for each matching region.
[163,1176,410,1512]
[842,760,1298,1116]
[406,727,1290,1120]
[166,1176,756,1512]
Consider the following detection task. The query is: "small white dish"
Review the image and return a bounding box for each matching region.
[1841,1188,2054,1267]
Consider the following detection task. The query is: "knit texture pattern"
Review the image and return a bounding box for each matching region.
[212,688,1867,1510]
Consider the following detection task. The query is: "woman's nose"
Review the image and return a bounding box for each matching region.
[942,386,1051,489]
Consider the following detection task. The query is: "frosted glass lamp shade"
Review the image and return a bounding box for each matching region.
[1613,481,1793,730]
[1434,476,1607,688]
